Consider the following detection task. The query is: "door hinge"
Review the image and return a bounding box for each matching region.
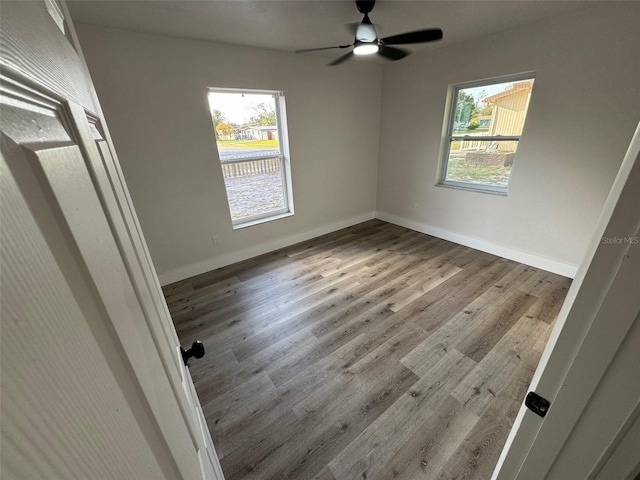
[525,391,551,418]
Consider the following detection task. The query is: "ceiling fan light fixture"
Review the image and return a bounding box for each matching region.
[295,0,443,66]
[353,43,379,55]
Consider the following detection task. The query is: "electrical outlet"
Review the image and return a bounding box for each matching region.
[212,235,221,246]
[413,203,420,213]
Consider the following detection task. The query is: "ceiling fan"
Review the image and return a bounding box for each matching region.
[294,0,443,66]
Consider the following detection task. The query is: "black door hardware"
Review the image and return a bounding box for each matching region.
[181,341,205,366]
[525,391,551,418]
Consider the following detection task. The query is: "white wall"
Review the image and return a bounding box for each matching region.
[376,3,640,276]
[77,3,640,283]
[75,24,383,284]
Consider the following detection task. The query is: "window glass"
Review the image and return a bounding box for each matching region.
[208,89,293,226]
[441,76,535,192]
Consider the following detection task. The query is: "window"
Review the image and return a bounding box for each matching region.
[439,73,535,194]
[207,88,293,228]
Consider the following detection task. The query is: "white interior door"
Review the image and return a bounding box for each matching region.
[0,2,224,478]
[595,402,640,480]
[492,123,640,479]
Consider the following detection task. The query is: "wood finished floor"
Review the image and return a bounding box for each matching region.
[164,220,571,480]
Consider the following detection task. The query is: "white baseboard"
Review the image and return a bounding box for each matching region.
[159,210,577,285]
[375,211,578,278]
[158,212,376,285]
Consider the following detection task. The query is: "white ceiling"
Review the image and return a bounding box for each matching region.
[67,1,591,62]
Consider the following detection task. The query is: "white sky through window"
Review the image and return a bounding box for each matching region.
[208,92,275,125]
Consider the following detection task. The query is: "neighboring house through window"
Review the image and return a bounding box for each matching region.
[207,88,293,228]
[439,73,535,194]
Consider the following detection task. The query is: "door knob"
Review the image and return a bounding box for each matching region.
[181,341,205,366]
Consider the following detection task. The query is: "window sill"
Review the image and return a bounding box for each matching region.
[436,182,508,196]
[232,211,294,230]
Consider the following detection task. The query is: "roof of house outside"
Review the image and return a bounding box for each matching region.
[484,80,534,104]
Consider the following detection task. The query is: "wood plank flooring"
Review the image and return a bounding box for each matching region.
[164,220,571,480]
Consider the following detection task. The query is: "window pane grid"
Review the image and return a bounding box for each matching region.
[440,74,535,192]
[450,135,521,142]
[220,154,284,164]
[208,88,292,226]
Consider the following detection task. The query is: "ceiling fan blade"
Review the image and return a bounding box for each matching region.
[381,28,443,45]
[377,45,410,61]
[328,51,354,66]
[295,44,352,53]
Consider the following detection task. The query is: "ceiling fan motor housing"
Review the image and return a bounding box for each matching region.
[356,0,376,15]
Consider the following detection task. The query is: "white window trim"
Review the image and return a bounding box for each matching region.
[208,87,294,229]
[437,72,536,195]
